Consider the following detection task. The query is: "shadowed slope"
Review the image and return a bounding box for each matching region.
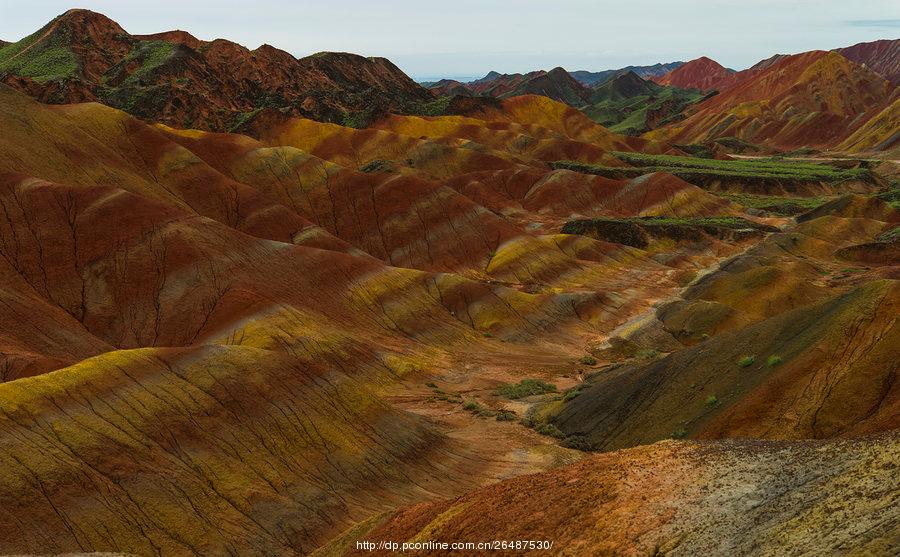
[555,279,898,450]
[549,196,899,449]
[837,96,900,154]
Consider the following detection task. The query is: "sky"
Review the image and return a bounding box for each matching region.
[1,0,898,81]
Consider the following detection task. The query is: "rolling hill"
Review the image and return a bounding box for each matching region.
[569,61,685,86]
[0,79,758,553]
[430,67,592,107]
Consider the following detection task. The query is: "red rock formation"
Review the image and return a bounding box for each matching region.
[651,56,736,90]
[836,38,900,84]
[0,9,433,130]
[650,51,895,149]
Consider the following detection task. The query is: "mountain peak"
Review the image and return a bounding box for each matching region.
[613,70,644,83]
[472,71,501,84]
[651,56,734,90]
[50,8,126,36]
[134,30,205,50]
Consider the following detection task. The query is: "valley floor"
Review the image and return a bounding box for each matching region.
[0,82,896,556]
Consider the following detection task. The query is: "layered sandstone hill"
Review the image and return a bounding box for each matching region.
[836,38,900,84]
[648,50,897,150]
[0,13,897,556]
[547,195,899,450]
[0,82,760,554]
[650,56,736,90]
[0,9,432,130]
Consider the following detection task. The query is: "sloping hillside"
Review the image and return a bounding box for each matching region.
[581,71,708,134]
[836,38,900,84]
[648,50,895,149]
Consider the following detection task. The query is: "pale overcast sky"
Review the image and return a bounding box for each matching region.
[1,0,898,80]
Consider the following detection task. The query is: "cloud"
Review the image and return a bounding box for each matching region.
[845,19,900,28]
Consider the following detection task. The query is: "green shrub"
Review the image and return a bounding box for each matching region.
[875,226,900,243]
[0,31,78,82]
[122,41,175,85]
[705,395,719,406]
[563,389,580,402]
[495,410,517,422]
[767,355,783,366]
[580,355,598,366]
[562,435,592,451]
[359,159,395,173]
[551,153,873,185]
[672,427,688,439]
[462,400,481,412]
[495,379,557,399]
[535,423,565,439]
[738,355,756,367]
[636,348,660,359]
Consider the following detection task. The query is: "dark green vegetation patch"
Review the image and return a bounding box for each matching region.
[494,379,557,399]
[719,193,829,215]
[0,29,77,82]
[552,154,874,186]
[562,216,778,249]
[580,72,708,135]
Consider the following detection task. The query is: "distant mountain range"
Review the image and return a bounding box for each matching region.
[426,64,711,134]
[0,10,896,153]
[420,39,899,149]
[582,71,711,135]
[570,62,685,86]
[0,9,433,130]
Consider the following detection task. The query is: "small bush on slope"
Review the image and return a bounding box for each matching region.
[495,379,557,399]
